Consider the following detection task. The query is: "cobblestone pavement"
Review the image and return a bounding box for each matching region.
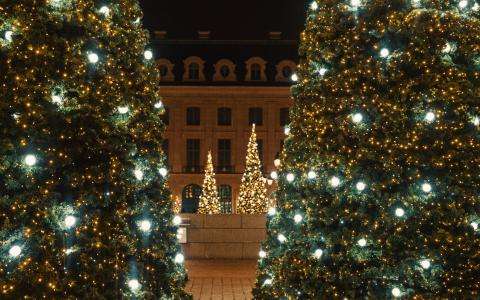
[185,259,257,299]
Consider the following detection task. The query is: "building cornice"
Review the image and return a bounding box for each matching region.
[159,85,292,98]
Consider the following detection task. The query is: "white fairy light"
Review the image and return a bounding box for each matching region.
[293,214,303,224]
[473,2,479,10]
[24,154,37,167]
[138,219,152,232]
[357,238,367,247]
[459,0,469,9]
[174,253,185,264]
[4,30,13,42]
[284,126,291,135]
[274,159,281,167]
[173,215,182,226]
[134,169,144,181]
[352,112,363,124]
[277,233,287,243]
[263,278,273,285]
[118,106,129,114]
[51,93,63,105]
[286,173,295,182]
[158,167,168,177]
[267,207,277,216]
[391,287,402,298]
[395,208,405,217]
[128,279,141,291]
[356,181,366,191]
[425,111,436,122]
[310,1,318,10]
[307,170,317,179]
[313,248,323,259]
[330,176,341,188]
[422,182,432,193]
[144,50,153,60]
[9,245,21,258]
[351,0,362,8]
[471,221,478,231]
[380,48,390,58]
[64,215,77,229]
[99,6,110,16]
[473,116,479,126]
[259,250,267,258]
[154,101,163,109]
[291,73,299,82]
[318,67,328,76]
[88,52,99,64]
[270,171,278,180]
[420,259,431,269]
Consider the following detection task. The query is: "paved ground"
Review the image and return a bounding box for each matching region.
[185,259,257,300]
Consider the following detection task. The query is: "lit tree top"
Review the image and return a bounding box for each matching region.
[198,151,221,214]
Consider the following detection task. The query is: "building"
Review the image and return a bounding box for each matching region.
[153,31,297,213]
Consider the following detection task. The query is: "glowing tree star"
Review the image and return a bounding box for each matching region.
[198,151,221,214]
[237,125,268,214]
[254,1,480,298]
[0,0,188,298]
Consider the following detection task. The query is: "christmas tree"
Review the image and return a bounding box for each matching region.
[198,151,221,214]
[0,0,188,298]
[254,0,480,298]
[237,125,268,214]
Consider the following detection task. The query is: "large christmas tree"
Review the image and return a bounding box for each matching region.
[254,0,480,298]
[237,125,268,214]
[198,151,221,214]
[0,0,188,298]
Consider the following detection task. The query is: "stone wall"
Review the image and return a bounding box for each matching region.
[180,214,266,259]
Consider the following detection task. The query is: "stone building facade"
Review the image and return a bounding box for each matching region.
[153,31,297,213]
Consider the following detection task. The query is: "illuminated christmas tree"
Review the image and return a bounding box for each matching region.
[0,0,188,298]
[237,125,268,214]
[254,0,480,298]
[198,151,221,214]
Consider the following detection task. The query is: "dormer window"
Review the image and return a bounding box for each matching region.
[213,59,236,81]
[183,56,206,82]
[157,58,175,82]
[220,66,230,78]
[275,60,297,82]
[251,64,261,81]
[245,57,267,82]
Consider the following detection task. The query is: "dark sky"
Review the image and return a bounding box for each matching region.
[138,0,309,40]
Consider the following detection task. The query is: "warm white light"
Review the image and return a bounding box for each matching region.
[51,94,63,105]
[144,50,153,60]
[310,1,318,10]
[356,181,366,191]
[4,30,13,42]
[270,171,278,180]
[134,169,144,180]
[64,215,77,229]
[286,173,295,182]
[422,182,432,193]
[425,111,435,122]
[274,159,281,167]
[9,245,21,258]
[259,250,267,258]
[118,106,129,114]
[318,67,328,76]
[380,48,390,58]
[293,214,303,224]
[459,0,469,8]
[154,101,163,109]
[330,176,341,188]
[307,170,317,179]
[128,279,141,291]
[352,112,363,124]
[473,116,480,126]
[99,6,110,16]
[173,215,182,226]
[420,259,431,269]
[357,238,367,247]
[267,207,277,216]
[395,208,405,217]
[174,253,184,263]
[471,221,478,231]
[350,0,361,7]
[24,154,37,167]
[88,52,99,64]
[158,167,168,177]
[291,73,298,82]
[314,248,323,259]
[264,278,272,285]
[392,287,402,297]
[138,219,152,232]
[277,233,287,243]
[284,126,290,135]
[473,2,480,10]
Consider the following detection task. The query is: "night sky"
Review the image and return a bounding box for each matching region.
[138,0,309,40]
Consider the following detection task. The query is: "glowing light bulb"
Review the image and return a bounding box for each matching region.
[9,245,21,258]
[356,181,366,191]
[318,67,328,76]
[264,278,272,285]
[99,6,110,16]
[144,50,153,60]
[88,52,99,64]
[154,101,163,109]
[330,176,341,188]
[277,233,287,243]
[284,126,290,135]
[307,170,317,179]
[24,154,37,167]
[310,1,318,10]
[357,238,367,247]
[392,287,402,297]
[351,0,361,7]
[158,167,168,177]
[4,30,13,42]
[128,279,140,291]
[459,0,468,8]
[270,171,278,180]
[471,221,478,231]
[473,2,479,10]
[174,253,184,263]
[425,111,435,122]
[293,214,303,224]
[274,159,281,167]
[380,48,390,58]
[259,250,267,258]
[139,220,152,232]
[314,249,323,259]
[291,73,298,82]
[267,207,277,216]
[420,259,431,269]
[395,208,405,217]
[173,215,182,226]
[422,182,432,193]
[51,93,63,105]
[118,106,129,114]
[442,42,452,53]
[352,112,363,124]
[286,173,295,182]
[473,116,479,126]
[134,169,144,181]
[64,215,77,229]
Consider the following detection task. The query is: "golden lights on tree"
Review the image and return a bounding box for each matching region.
[198,151,221,214]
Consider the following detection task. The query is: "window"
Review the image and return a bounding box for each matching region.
[188,63,200,80]
[159,65,168,77]
[186,139,200,172]
[219,185,232,213]
[161,107,170,125]
[213,59,236,81]
[157,59,174,81]
[217,107,232,126]
[182,184,202,213]
[251,63,261,81]
[249,107,263,126]
[162,139,169,165]
[186,107,200,126]
[218,139,232,172]
[220,65,230,78]
[280,108,290,126]
[282,66,292,78]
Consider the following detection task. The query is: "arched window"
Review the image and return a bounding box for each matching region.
[282,66,292,78]
[220,65,230,78]
[250,63,261,81]
[157,59,174,82]
[275,60,296,82]
[159,65,168,77]
[219,185,232,213]
[182,184,202,213]
[188,63,200,80]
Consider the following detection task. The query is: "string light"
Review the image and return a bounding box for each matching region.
[357,238,367,247]
[420,259,431,269]
[379,48,390,58]
[291,73,299,82]
[318,67,328,76]
[459,0,469,9]
[421,182,432,193]
[307,170,317,179]
[313,249,323,259]
[4,30,13,42]
[284,126,291,135]
[24,154,37,167]
[277,233,287,243]
[329,176,341,187]
[99,6,110,16]
[310,1,318,10]
[473,2,480,10]
[138,219,152,232]
[391,287,402,298]
[51,92,63,105]
[293,214,303,223]
[263,278,273,285]
[9,245,22,258]
[64,215,77,229]
[351,112,363,124]
[144,50,153,60]
[473,116,479,126]
[154,101,163,109]
[259,250,267,258]
[270,171,278,180]
[267,207,277,216]
[128,279,141,292]
[117,106,129,114]
[87,52,99,64]
[174,253,184,264]
[173,215,182,226]
[350,0,362,8]
[158,167,168,177]
[395,208,405,217]
[286,173,295,182]
[471,221,478,231]
[425,111,436,122]
[134,169,144,181]
[356,181,366,191]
